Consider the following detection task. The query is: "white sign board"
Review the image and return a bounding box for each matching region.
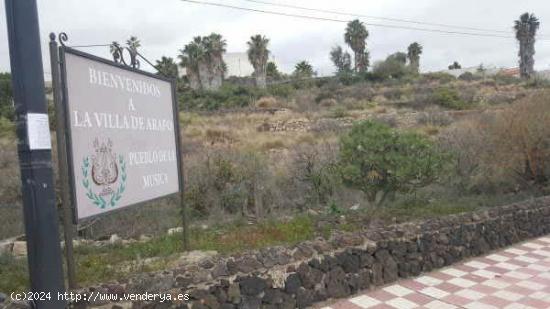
[61,49,181,221]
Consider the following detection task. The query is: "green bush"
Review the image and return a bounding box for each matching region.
[458,72,479,82]
[431,87,473,110]
[371,57,412,81]
[0,73,13,120]
[337,71,362,85]
[492,74,520,85]
[292,144,342,208]
[339,121,448,205]
[178,82,301,111]
[328,106,349,118]
[178,84,267,111]
[267,83,295,98]
[420,72,456,84]
[0,116,14,138]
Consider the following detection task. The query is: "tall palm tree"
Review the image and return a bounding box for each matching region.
[344,19,369,73]
[109,41,121,63]
[178,37,205,90]
[407,42,423,74]
[514,13,540,79]
[203,33,227,89]
[294,61,314,78]
[247,35,270,88]
[155,56,178,79]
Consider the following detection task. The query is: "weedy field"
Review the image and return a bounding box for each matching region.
[1,72,550,291]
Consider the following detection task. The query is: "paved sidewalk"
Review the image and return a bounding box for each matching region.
[319,235,550,309]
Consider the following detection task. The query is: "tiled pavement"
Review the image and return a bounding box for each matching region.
[319,235,550,309]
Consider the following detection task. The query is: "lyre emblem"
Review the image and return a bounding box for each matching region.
[91,138,118,196]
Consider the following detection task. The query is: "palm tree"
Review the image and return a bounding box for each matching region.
[178,37,205,90]
[407,42,423,74]
[155,56,178,79]
[109,41,121,63]
[294,61,314,78]
[344,19,369,73]
[126,36,141,53]
[247,35,270,88]
[330,45,352,74]
[203,33,227,89]
[514,13,540,79]
[126,36,141,68]
[266,61,281,80]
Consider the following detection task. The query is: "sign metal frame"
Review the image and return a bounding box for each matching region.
[58,46,184,223]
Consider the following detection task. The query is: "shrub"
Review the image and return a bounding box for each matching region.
[431,87,473,110]
[328,106,349,118]
[183,150,275,219]
[416,112,453,126]
[337,71,361,86]
[371,57,412,81]
[458,72,479,81]
[292,144,341,207]
[439,91,550,192]
[525,76,550,88]
[339,121,448,205]
[0,117,15,138]
[178,84,268,111]
[255,96,279,108]
[492,92,550,185]
[315,90,336,104]
[421,72,456,84]
[492,74,520,85]
[205,128,235,145]
[261,140,286,150]
[0,73,13,120]
[267,84,295,98]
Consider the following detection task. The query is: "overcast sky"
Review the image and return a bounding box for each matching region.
[1,0,550,77]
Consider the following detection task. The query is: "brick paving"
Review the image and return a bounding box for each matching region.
[318,235,550,309]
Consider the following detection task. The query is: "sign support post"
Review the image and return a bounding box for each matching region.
[5,0,66,307]
[49,32,77,290]
[173,85,189,251]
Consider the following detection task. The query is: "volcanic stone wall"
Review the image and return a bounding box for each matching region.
[7,196,550,309]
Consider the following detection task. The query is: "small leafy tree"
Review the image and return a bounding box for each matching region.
[330,45,352,74]
[372,52,411,80]
[339,121,448,205]
[448,61,462,70]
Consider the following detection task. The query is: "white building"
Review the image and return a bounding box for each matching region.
[224,52,254,77]
[440,65,501,77]
[223,52,280,77]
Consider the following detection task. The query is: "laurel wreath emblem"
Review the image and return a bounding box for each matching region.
[81,155,127,209]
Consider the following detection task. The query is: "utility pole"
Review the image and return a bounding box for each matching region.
[5,0,66,308]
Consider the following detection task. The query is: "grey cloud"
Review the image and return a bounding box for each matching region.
[1,0,550,77]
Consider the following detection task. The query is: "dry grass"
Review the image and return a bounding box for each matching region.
[0,77,546,241]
